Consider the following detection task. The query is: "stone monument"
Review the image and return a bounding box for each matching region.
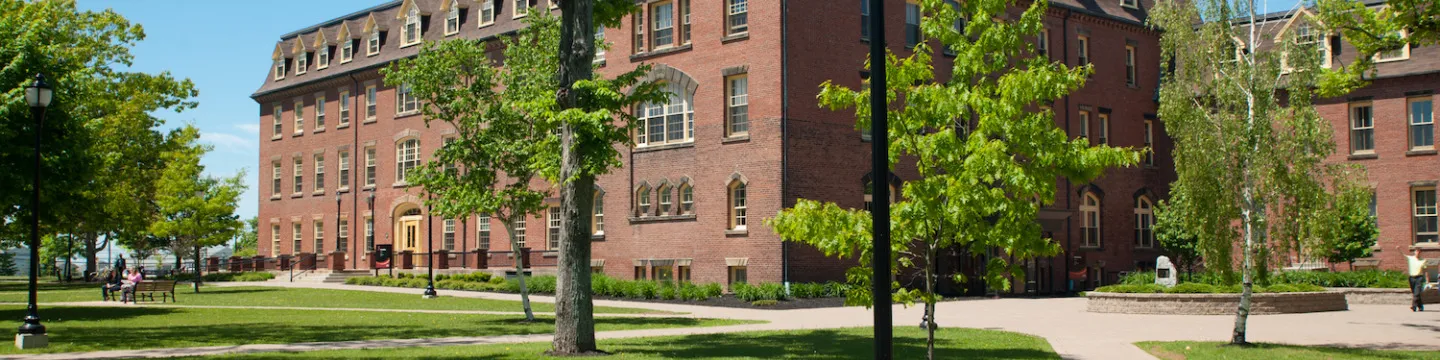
[1155,256,1177,288]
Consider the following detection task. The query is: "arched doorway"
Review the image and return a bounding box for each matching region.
[394,206,423,265]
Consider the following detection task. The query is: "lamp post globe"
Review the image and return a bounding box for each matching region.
[18,73,52,349]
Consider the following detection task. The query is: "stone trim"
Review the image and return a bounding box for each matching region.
[1331,287,1440,305]
[726,257,748,267]
[590,259,605,267]
[721,65,748,77]
[676,258,692,267]
[393,129,421,142]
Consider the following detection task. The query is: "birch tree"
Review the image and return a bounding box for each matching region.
[769,0,1138,358]
[1151,0,1368,345]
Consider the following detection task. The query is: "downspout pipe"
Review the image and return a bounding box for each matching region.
[1060,8,1073,295]
[780,0,790,291]
[349,72,361,270]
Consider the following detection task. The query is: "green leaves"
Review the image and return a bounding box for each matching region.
[149,125,246,249]
[774,0,1136,309]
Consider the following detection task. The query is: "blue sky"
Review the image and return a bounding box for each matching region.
[74,0,1306,223]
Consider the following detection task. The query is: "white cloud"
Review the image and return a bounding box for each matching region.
[200,132,256,154]
[233,123,261,135]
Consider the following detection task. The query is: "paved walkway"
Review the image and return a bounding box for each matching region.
[10,281,1440,359]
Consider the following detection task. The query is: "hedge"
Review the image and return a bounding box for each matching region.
[347,273,846,302]
[163,271,275,282]
[1095,282,1325,294]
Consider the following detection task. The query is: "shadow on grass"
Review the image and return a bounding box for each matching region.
[0,306,178,323]
[1237,343,1432,359]
[598,329,1058,359]
[0,282,95,292]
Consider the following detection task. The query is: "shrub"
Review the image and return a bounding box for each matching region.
[1119,272,1157,286]
[751,300,778,307]
[1094,284,1164,293]
[791,282,826,298]
[657,282,678,300]
[1264,283,1325,293]
[1165,283,1219,294]
[702,283,724,299]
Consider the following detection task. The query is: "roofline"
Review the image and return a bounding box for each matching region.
[1049,2,1149,29]
[278,0,402,39]
[1229,0,1387,26]
[251,29,521,100]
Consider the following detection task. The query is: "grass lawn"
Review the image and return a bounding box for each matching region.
[190,327,1057,359]
[1139,341,1440,359]
[0,285,654,314]
[0,305,753,354]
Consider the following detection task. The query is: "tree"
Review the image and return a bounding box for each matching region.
[149,125,246,292]
[1151,0,1366,345]
[1154,198,1202,279]
[1315,177,1378,270]
[0,0,196,254]
[551,0,656,354]
[1314,0,1439,96]
[232,217,260,258]
[768,0,1138,358]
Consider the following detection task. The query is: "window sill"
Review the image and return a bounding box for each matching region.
[395,111,422,120]
[292,132,304,138]
[724,229,749,237]
[629,214,696,223]
[291,193,304,199]
[1348,153,1379,160]
[272,135,283,141]
[1127,84,1140,90]
[1406,149,1437,157]
[591,234,606,241]
[1079,246,1102,251]
[337,123,350,130]
[634,142,695,153]
[314,128,325,134]
[1412,243,1440,249]
[629,44,693,62]
[363,185,376,191]
[392,182,409,188]
[338,187,350,194]
[722,33,749,44]
[593,59,606,68]
[270,195,282,201]
[312,190,325,196]
[364,118,377,124]
[722,134,750,144]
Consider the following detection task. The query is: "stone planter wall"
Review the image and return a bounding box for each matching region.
[1331,287,1440,305]
[1086,291,1348,315]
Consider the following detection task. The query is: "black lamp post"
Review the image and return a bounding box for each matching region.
[18,73,52,349]
[867,0,893,358]
[422,197,437,298]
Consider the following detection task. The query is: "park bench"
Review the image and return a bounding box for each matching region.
[131,280,177,303]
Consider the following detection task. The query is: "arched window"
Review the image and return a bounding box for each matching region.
[636,184,652,216]
[444,0,461,35]
[636,81,695,147]
[658,184,673,214]
[729,181,747,230]
[679,182,694,215]
[403,8,421,45]
[396,138,420,183]
[1135,197,1154,248]
[1081,193,1101,248]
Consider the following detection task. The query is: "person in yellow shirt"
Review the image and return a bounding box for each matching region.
[1407,248,1428,312]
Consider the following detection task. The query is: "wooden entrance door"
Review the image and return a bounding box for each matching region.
[399,216,422,264]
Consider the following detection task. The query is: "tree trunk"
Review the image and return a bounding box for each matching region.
[924,245,937,360]
[503,219,536,321]
[85,232,98,281]
[553,0,599,355]
[193,244,202,293]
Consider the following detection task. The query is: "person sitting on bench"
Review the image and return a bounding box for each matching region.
[120,267,143,303]
[100,269,123,301]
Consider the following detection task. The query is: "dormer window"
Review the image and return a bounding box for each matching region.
[1375,30,1410,63]
[317,46,330,69]
[296,53,308,74]
[445,1,460,35]
[368,30,381,56]
[274,59,286,80]
[1283,24,1330,71]
[480,0,496,26]
[514,0,529,18]
[341,39,354,62]
[1121,0,1137,9]
[403,8,421,46]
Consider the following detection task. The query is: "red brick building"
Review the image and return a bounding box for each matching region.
[253,0,1171,294]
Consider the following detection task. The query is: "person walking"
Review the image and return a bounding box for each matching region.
[1407,248,1428,312]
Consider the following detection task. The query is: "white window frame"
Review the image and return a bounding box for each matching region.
[637,185,652,216]
[396,138,420,184]
[548,207,561,250]
[727,75,749,137]
[658,184,673,214]
[1144,120,1155,166]
[593,192,605,235]
[514,217,527,248]
[314,153,325,192]
[338,90,351,127]
[680,183,694,214]
[514,0,529,19]
[293,158,304,195]
[365,85,378,121]
[1038,29,1049,57]
[272,104,283,137]
[1351,102,1375,154]
[274,59,286,80]
[1135,197,1154,248]
[444,218,456,251]
[271,161,282,196]
[633,10,645,54]
[403,8,421,46]
[338,218,349,253]
[1079,110,1090,140]
[651,1,674,50]
[445,1,461,36]
[594,25,606,63]
[315,94,327,130]
[317,46,330,69]
[635,82,695,147]
[296,52,308,74]
[364,147,377,187]
[1375,30,1410,63]
[904,1,920,47]
[292,223,303,255]
[314,220,325,254]
[1416,187,1438,244]
[1120,0,1138,9]
[680,0,691,44]
[341,39,354,63]
[480,0,496,27]
[727,0,748,36]
[1078,35,1090,66]
[1125,46,1137,87]
[730,181,747,230]
[1098,113,1110,145]
[1410,97,1435,151]
[397,83,419,115]
[478,215,491,250]
[338,150,350,190]
[271,225,281,257]
[365,216,375,251]
[1081,193,1101,248]
[367,30,381,56]
[293,99,305,135]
